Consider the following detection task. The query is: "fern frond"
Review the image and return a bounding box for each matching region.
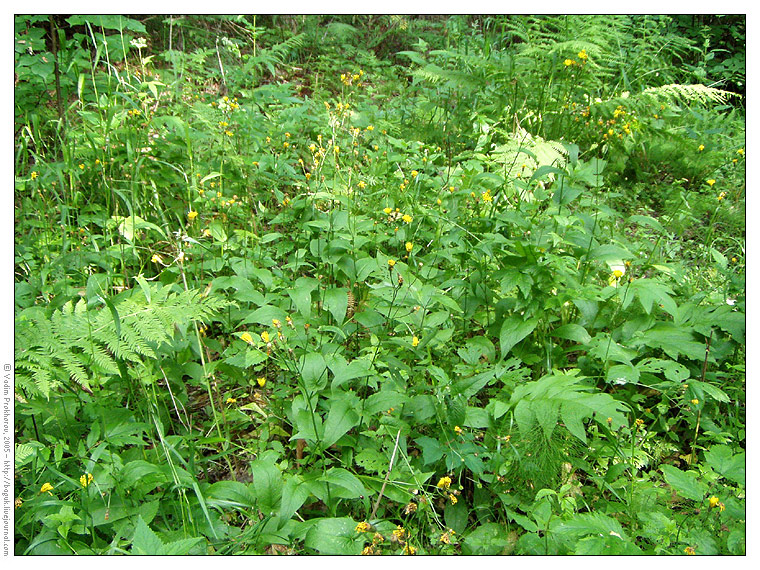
[641,83,739,105]
[14,280,229,399]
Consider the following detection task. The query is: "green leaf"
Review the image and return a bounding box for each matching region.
[206,481,257,508]
[704,445,745,485]
[551,323,592,345]
[303,518,363,555]
[632,323,708,361]
[323,287,348,324]
[326,354,373,390]
[322,397,360,448]
[278,476,311,528]
[161,537,205,555]
[588,244,634,263]
[499,316,538,360]
[462,523,513,555]
[250,459,282,514]
[299,352,327,392]
[630,279,678,316]
[288,277,318,317]
[606,364,640,386]
[416,436,444,465]
[319,468,366,499]
[660,465,708,502]
[130,516,164,555]
[444,497,469,534]
[555,512,627,541]
[690,380,729,403]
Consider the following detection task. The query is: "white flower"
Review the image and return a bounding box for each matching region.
[726,299,736,306]
[130,37,147,49]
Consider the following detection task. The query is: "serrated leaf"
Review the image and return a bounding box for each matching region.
[131,516,164,555]
[661,465,708,502]
[704,445,745,486]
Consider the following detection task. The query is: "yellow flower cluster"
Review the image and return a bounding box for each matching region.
[79,473,94,488]
[340,69,365,86]
[437,476,452,489]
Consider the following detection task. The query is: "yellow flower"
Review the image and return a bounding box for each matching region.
[635,418,644,427]
[366,125,374,131]
[706,179,716,187]
[454,425,463,434]
[405,242,414,252]
[718,191,727,201]
[412,336,419,347]
[482,190,492,202]
[403,543,416,555]
[15,497,22,508]
[564,59,575,66]
[226,397,237,404]
[577,49,588,60]
[261,331,270,343]
[691,398,699,405]
[393,526,406,541]
[684,546,696,555]
[79,163,85,170]
[187,210,198,222]
[411,170,418,178]
[449,493,458,505]
[30,171,38,180]
[257,377,266,387]
[355,521,372,533]
[698,144,705,152]
[737,148,744,156]
[437,476,452,490]
[358,181,366,189]
[79,473,93,488]
[151,253,162,264]
[402,214,413,223]
[387,259,396,268]
[383,207,392,215]
[709,496,720,508]
[238,332,253,344]
[40,482,54,494]
[361,546,375,555]
[608,266,625,287]
[334,145,340,154]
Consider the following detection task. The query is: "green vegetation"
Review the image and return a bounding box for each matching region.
[14,14,745,555]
